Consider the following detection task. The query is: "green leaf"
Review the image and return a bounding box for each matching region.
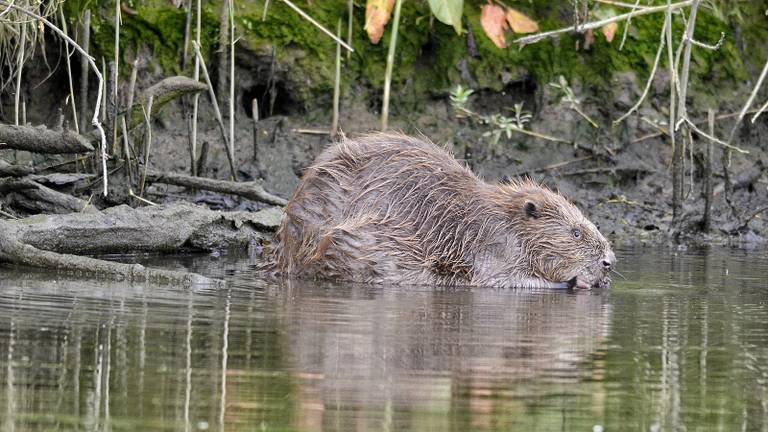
[428,0,463,35]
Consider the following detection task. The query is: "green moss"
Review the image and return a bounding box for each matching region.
[60,0,768,113]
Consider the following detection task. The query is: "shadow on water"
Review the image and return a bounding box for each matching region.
[0,245,766,431]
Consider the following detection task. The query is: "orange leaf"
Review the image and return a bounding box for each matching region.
[506,8,539,34]
[480,2,508,49]
[365,0,395,44]
[602,22,618,43]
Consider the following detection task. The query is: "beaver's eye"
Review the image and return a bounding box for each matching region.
[572,228,582,239]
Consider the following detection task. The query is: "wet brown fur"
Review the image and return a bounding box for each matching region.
[268,133,614,288]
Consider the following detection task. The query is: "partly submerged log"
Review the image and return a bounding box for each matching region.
[0,234,216,285]
[0,124,94,154]
[145,170,288,206]
[3,202,281,255]
[0,203,283,285]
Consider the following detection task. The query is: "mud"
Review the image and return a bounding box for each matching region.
[2,45,767,248]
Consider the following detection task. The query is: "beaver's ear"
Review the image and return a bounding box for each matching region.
[524,200,540,219]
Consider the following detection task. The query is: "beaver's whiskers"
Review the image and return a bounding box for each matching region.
[610,268,626,280]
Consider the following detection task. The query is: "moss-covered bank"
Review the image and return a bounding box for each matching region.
[62,0,768,114]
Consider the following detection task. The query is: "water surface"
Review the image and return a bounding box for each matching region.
[0,245,767,431]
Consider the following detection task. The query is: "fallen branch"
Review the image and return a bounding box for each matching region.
[0,159,35,177]
[124,76,208,129]
[0,232,218,285]
[0,177,94,214]
[3,202,281,255]
[729,58,768,140]
[603,195,661,212]
[514,0,693,45]
[145,170,288,206]
[560,166,654,176]
[729,206,768,234]
[0,124,94,153]
[0,203,282,285]
[509,156,593,177]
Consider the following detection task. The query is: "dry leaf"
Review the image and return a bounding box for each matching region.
[480,2,508,49]
[602,22,618,43]
[506,8,539,34]
[365,0,395,44]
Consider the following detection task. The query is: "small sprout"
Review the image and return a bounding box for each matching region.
[449,84,474,115]
[511,102,532,129]
[548,75,599,128]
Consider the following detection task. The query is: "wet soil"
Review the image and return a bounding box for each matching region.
[2,47,767,247]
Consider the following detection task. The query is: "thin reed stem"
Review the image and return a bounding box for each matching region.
[139,95,154,197]
[346,0,353,60]
[279,0,353,52]
[190,0,202,177]
[112,0,121,156]
[381,0,403,130]
[59,7,79,133]
[331,19,341,137]
[229,0,236,163]
[78,9,91,132]
[251,98,259,162]
[262,0,270,21]
[14,20,26,126]
[192,41,237,181]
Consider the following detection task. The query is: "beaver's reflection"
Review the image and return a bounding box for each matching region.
[272,280,611,428]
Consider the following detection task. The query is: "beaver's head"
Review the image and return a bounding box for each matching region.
[497,180,615,289]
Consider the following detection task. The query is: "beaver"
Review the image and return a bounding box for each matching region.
[268,133,615,289]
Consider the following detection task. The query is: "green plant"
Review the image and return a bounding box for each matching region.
[511,102,532,130]
[449,85,568,146]
[449,84,474,116]
[548,75,598,128]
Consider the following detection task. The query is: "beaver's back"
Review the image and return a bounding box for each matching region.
[270,133,486,283]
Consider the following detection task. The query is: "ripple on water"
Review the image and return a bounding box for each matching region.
[0,245,767,431]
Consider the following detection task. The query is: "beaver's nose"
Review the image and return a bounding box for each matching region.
[602,251,616,270]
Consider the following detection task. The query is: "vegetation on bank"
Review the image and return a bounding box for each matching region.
[54,0,768,109]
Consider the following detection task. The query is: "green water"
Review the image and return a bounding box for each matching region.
[0,245,767,431]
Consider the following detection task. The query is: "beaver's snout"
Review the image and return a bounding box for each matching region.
[592,250,616,289]
[602,250,616,271]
